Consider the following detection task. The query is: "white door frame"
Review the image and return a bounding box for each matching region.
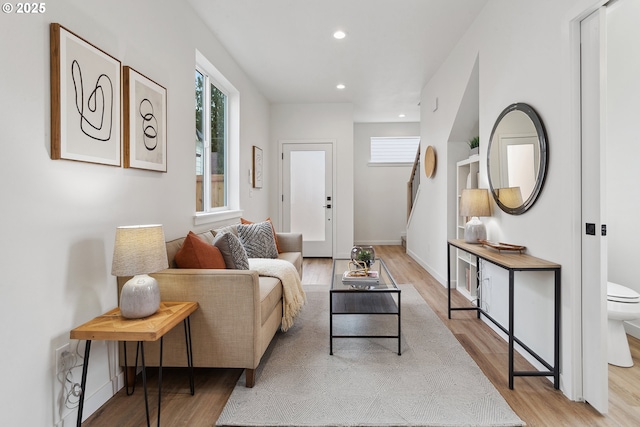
[580,6,609,413]
[278,139,336,257]
[572,3,609,413]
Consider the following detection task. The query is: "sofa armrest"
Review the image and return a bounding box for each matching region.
[276,232,302,253]
[117,269,264,368]
[149,270,261,332]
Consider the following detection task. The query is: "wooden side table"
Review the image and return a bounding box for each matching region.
[70,301,199,427]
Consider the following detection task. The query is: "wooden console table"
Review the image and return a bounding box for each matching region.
[70,301,198,426]
[447,239,561,389]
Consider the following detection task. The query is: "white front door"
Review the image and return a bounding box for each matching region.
[580,6,608,414]
[281,142,333,257]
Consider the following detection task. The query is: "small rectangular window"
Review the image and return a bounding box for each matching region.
[370,136,420,165]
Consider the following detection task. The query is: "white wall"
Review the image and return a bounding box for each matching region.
[606,0,640,337]
[407,0,601,400]
[354,122,420,245]
[0,1,270,425]
[270,103,354,258]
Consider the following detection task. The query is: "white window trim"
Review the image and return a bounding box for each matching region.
[194,209,243,226]
[194,50,240,225]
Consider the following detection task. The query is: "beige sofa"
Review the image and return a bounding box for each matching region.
[117,228,303,387]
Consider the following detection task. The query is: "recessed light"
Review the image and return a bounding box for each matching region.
[398,114,406,118]
[333,30,346,40]
[336,84,346,90]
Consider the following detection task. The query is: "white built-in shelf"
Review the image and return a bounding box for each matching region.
[455,156,480,302]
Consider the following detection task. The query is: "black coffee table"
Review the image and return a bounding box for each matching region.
[329,258,401,355]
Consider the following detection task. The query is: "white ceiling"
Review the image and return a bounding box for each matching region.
[187,0,488,123]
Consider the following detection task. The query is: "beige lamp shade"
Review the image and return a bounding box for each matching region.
[459,189,491,217]
[497,187,523,209]
[111,224,168,276]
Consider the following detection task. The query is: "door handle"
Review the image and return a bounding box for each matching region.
[586,223,596,235]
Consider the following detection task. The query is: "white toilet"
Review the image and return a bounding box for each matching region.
[607,281,640,367]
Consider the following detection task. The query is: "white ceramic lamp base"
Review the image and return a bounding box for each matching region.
[464,217,487,244]
[120,274,161,319]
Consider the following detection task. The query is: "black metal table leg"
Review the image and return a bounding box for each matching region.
[157,337,163,427]
[397,291,402,355]
[508,270,515,389]
[124,342,141,396]
[76,340,91,427]
[184,317,195,395]
[554,268,561,389]
[140,342,150,427]
[447,243,452,319]
[329,292,333,355]
[476,257,481,319]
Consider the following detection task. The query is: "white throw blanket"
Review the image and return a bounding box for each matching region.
[248,258,306,331]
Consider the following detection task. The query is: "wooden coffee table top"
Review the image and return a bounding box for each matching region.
[70,302,198,342]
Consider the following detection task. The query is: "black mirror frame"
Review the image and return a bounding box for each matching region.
[487,103,548,215]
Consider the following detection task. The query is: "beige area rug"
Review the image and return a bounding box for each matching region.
[216,284,524,427]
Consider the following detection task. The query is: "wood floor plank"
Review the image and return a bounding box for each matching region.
[82,246,638,426]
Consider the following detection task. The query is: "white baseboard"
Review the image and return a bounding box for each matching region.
[354,240,403,246]
[624,320,640,340]
[405,248,446,286]
[55,372,123,426]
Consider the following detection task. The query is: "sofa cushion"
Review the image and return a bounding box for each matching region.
[213,232,249,270]
[237,221,278,259]
[211,224,238,237]
[241,217,282,253]
[174,231,226,269]
[277,252,302,278]
[165,231,214,268]
[258,276,283,326]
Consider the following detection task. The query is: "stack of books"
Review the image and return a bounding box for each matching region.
[341,270,380,284]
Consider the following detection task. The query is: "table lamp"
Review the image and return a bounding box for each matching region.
[111,224,168,318]
[497,187,523,209]
[459,189,491,243]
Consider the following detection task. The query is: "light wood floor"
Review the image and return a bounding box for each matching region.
[83,246,640,426]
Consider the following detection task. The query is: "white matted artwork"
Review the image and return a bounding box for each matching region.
[50,23,121,166]
[253,146,263,188]
[123,66,167,172]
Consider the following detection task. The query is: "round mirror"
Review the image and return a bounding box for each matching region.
[487,103,548,215]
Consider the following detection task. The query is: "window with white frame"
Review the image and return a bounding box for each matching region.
[369,136,420,165]
[195,52,239,216]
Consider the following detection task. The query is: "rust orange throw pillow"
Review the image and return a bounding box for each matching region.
[241,217,282,253]
[175,231,226,269]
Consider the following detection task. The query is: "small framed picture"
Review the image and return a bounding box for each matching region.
[253,146,263,188]
[123,66,168,172]
[50,23,121,166]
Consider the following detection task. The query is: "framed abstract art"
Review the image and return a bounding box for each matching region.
[123,66,168,172]
[253,146,263,188]
[50,23,121,166]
